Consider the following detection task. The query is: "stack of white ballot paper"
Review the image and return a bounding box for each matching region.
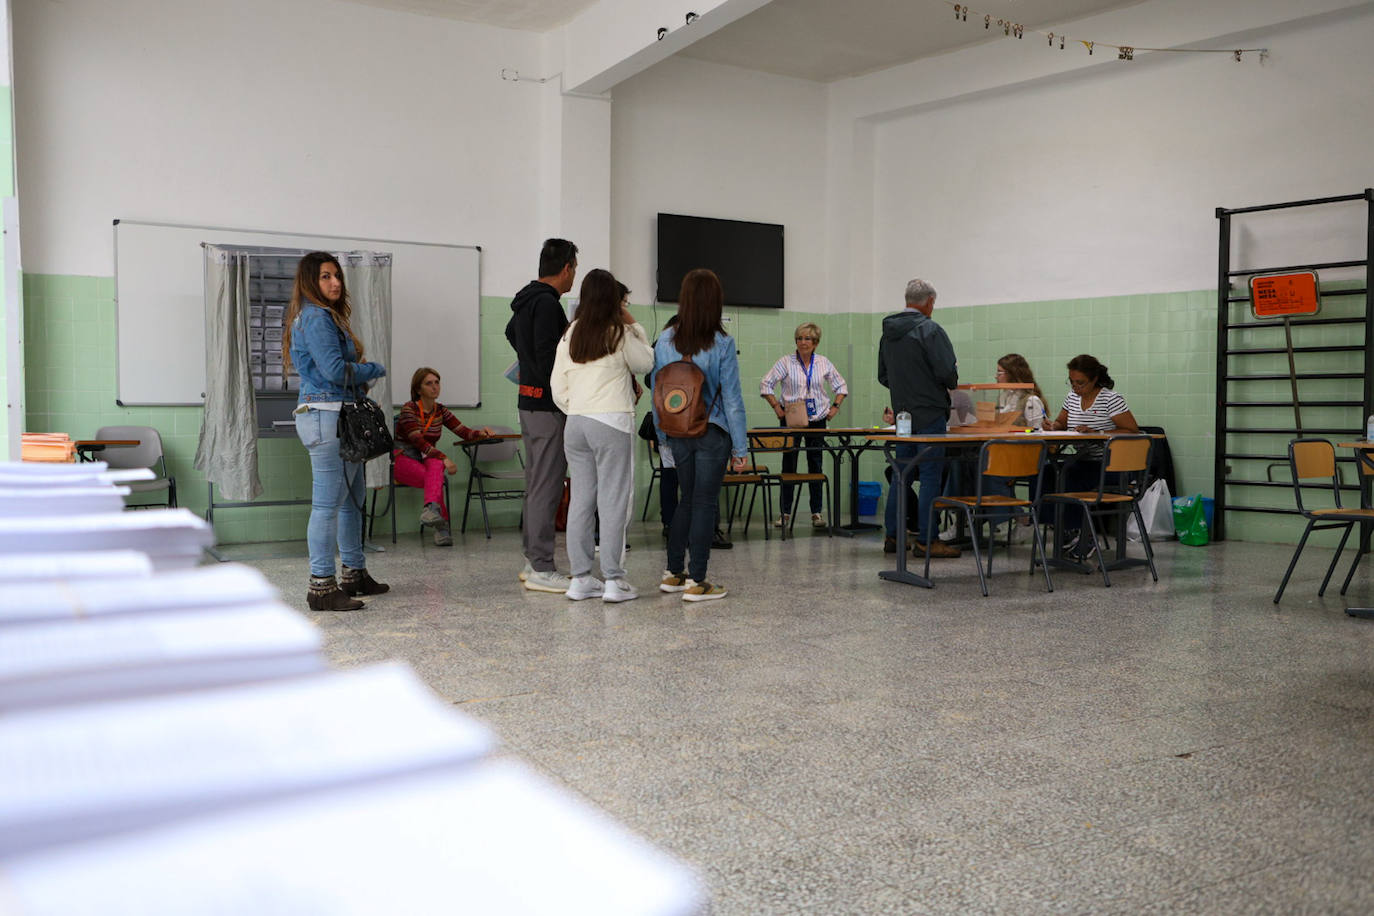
[0,602,325,711]
[0,550,153,584]
[0,509,213,569]
[0,460,705,915]
[0,563,278,625]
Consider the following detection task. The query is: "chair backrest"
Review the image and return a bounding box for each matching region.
[750,434,788,451]
[94,425,165,472]
[1288,438,1344,513]
[981,440,1045,480]
[471,424,521,464]
[1099,434,1153,499]
[645,437,662,469]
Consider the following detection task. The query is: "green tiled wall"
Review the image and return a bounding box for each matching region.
[22,272,1364,546]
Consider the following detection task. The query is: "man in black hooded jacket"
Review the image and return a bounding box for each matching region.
[878,277,961,559]
[506,239,576,592]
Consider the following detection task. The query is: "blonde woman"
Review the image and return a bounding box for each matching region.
[760,322,848,528]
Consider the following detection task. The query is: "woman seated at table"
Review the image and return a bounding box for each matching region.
[394,367,494,547]
[759,322,848,529]
[993,353,1048,428]
[1044,354,1140,557]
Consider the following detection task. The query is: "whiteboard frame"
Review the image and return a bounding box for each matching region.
[113,219,481,407]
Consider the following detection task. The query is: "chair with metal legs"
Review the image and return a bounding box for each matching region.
[1273,438,1374,604]
[925,439,1053,597]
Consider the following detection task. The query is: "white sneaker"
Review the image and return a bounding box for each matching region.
[518,562,534,582]
[774,514,790,528]
[523,570,570,593]
[938,527,959,543]
[566,575,604,600]
[603,579,639,603]
[811,513,826,528]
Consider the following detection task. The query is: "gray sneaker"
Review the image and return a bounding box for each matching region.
[419,502,444,526]
[433,525,453,547]
[523,569,571,593]
[518,562,533,582]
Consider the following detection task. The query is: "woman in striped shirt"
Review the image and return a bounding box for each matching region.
[1046,354,1140,554]
[760,322,848,528]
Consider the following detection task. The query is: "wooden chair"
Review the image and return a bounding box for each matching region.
[925,439,1053,596]
[1043,435,1157,588]
[1272,438,1374,604]
[720,460,771,538]
[748,433,830,541]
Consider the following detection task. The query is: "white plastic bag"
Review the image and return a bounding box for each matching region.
[1127,479,1174,542]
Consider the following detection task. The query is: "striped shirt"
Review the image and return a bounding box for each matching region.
[760,353,848,421]
[1063,387,1130,457]
[394,400,482,461]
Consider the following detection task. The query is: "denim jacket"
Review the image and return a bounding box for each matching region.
[651,330,749,458]
[290,302,386,405]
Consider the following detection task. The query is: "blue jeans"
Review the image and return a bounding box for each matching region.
[885,415,946,544]
[667,425,730,582]
[296,408,366,578]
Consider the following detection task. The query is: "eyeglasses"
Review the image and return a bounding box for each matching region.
[795,336,817,342]
[1066,377,1092,389]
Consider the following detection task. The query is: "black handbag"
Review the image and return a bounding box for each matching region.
[337,363,393,464]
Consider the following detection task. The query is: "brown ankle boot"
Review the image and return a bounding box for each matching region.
[308,575,365,611]
[341,566,390,597]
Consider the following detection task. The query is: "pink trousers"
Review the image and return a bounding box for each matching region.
[393,452,448,519]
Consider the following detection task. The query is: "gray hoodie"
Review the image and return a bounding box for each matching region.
[877,308,958,429]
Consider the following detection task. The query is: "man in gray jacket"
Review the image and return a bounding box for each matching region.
[878,278,961,558]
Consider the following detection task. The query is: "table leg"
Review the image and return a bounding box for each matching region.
[878,443,933,589]
[834,439,881,537]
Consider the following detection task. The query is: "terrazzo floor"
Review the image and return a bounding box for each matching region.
[235,521,1374,914]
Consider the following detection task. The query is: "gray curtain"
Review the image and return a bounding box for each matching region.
[195,245,262,501]
[342,251,394,490]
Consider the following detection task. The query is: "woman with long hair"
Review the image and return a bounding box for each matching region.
[994,353,1047,428]
[550,268,655,602]
[283,251,389,611]
[1045,353,1140,557]
[651,269,748,602]
[394,367,494,547]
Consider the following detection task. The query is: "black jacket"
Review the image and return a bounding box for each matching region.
[877,309,958,429]
[505,281,569,412]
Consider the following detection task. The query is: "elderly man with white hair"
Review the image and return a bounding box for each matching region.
[878,278,961,559]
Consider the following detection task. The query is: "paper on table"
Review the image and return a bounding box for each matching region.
[0,551,153,585]
[0,564,278,625]
[2,760,705,916]
[0,661,496,857]
[1015,429,1083,436]
[0,602,324,712]
[0,509,213,570]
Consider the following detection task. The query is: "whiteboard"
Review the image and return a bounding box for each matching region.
[113,221,481,407]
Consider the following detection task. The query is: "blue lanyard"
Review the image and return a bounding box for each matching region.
[795,353,815,394]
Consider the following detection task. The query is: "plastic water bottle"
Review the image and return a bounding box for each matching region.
[1367,414,1374,442]
[896,410,912,437]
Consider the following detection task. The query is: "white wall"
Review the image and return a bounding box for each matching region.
[831,0,1374,310]
[609,55,827,311]
[12,0,547,295]
[869,5,1374,309]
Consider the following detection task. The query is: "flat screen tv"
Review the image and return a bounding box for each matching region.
[656,213,784,308]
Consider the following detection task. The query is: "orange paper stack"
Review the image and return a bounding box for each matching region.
[20,433,76,463]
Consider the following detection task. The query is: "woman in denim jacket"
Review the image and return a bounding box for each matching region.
[283,252,389,611]
[652,269,748,602]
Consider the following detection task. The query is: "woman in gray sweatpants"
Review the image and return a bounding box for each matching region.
[550,270,656,602]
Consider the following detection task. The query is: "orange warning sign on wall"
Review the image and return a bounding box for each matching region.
[1250,272,1320,319]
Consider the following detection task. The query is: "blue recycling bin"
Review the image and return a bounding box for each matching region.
[857,481,881,517]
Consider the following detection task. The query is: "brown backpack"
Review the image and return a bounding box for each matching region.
[653,357,718,438]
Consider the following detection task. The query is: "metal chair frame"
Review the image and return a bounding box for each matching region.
[748,433,831,541]
[1042,435,1158,588]
[925,439,1054,597]
[460,426,526,539]
[1273,438,1374,604]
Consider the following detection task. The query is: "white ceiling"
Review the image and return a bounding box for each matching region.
[335,0,1146,82]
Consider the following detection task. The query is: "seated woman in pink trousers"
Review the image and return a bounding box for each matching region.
[394,367,494,546]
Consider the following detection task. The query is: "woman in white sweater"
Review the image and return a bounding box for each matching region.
[551,269,655,602]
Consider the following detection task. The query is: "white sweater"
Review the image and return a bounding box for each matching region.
[551,320,655,416]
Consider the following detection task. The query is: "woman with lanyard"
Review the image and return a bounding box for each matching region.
[1044,353,1140,558]
[394,367,495,546]
[283,251,389,611]
[760,322,848,529]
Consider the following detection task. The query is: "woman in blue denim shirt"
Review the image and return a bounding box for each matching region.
[652,269,748,602]
[283,252,389,611]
